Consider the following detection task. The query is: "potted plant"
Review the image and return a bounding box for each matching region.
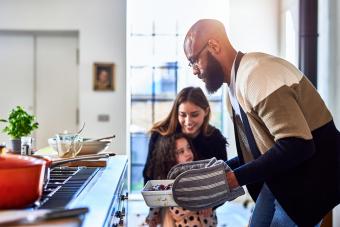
[0,106,39,154]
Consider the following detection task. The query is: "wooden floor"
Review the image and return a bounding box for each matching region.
[127,194,253,227]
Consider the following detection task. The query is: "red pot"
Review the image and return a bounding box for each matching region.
[0,154,46,209]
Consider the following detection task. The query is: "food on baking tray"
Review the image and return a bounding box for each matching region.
[142,180,177,207]
[145,183,173,191]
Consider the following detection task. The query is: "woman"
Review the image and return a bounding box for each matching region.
[143,86,227,184]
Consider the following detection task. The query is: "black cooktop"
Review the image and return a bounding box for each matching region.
[36,167,99,209]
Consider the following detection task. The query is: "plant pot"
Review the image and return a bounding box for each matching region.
[9,139,21,154]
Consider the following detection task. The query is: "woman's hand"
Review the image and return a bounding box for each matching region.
[199,208,213,217]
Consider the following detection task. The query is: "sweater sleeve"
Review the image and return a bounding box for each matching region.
[143,132,159,185]
[233,137,315,186]
[226,156,241,170]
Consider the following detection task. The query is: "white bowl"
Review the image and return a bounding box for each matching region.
[141,180,177,208]
[48,138,110,155]
[79,140,110,155]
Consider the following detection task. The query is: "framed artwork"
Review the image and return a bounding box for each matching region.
[93,62,115,91]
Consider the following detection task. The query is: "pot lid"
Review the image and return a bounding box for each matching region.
[0,154,45,168]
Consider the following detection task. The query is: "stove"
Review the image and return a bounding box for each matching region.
[36,167,99,209]
[30,155,128,227]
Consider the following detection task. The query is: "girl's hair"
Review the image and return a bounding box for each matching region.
[146,133,197,180]
[150,86,213,136]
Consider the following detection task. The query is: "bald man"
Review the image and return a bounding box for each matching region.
[169,19,340,227]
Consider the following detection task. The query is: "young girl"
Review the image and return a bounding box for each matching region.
[145,133,218,227]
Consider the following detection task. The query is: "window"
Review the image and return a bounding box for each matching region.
[127,0,229,193]
[280,0,299,67]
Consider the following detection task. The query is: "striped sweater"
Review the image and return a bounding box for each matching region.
[226,52,340,226]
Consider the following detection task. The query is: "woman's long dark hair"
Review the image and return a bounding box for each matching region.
[146,133,197,180]
[150,86,213,136]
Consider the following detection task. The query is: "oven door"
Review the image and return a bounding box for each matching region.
[110,165,128,227]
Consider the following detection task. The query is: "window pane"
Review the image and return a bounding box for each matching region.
[209,101,223,130]
[154,63,177,98]
[130,132,150,191]
[129,36,153,66]
[130,163,145,191]
[154,101,174,123]
[130,67,153,97]
[131,101,152,132]
[131,132,150,164]
[154,36,178,63]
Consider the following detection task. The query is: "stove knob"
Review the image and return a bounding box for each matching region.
[120,192,128,201]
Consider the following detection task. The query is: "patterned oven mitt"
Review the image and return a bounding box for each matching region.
[167,158,219,179]
[167,158,245,211]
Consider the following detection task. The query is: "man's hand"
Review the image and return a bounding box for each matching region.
[226,171,240,189]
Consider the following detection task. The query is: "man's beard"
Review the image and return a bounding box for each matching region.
[200,52,225,94]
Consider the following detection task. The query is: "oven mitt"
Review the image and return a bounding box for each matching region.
[168,158,245,211]
[167,157,218,179]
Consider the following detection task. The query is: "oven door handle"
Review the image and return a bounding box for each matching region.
[112,192,128,227]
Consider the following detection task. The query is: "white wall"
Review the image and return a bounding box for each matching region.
[229,0,280,55]
[0,0,127,154]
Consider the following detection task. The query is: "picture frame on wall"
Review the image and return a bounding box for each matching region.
[93,62,115,91]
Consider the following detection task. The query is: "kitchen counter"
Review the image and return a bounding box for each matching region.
[69,154,128,227]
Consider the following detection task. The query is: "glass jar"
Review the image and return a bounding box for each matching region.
[0,143,6,155]
[21,136,32,155]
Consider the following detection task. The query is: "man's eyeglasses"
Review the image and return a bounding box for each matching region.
[188,43,209,68]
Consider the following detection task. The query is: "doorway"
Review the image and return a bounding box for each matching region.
[0,31,79,149]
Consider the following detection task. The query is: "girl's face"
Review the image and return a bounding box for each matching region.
[175,137,194,164]
[178,101,208,138]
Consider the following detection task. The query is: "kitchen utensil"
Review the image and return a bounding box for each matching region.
[50,153,109,167]
[0,207,89,226]
[34,153,110,188]
[77,122,86,135]
[61,152,115,167]
[0,154,46,209]
[84,135,115,143]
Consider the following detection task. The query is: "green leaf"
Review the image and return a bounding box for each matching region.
[0,106,39,139]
